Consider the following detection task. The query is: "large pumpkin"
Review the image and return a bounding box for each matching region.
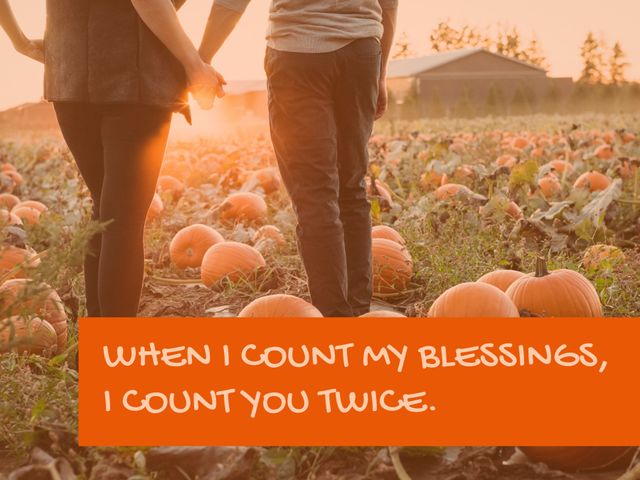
[200,241,266,287]
[372,238,413,294]
[477,269,526,292]
[428,282,519,317]
[170,224,224,270]
[238,294,322,317]
[219,192,267,223]
[0,246,40,280]
[0,279,68,352]
[505,258,602,317]
[0,316,57,356]
[519,447,635,472]
[573,171,611,192]
[371,225,405,245]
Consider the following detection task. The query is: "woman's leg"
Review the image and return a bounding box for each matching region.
[53,103,104,317]
[97,105,172,317]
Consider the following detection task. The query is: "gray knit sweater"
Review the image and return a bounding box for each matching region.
[215,0,399,54]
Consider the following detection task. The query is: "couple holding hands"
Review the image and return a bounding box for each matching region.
[0,0,398,318]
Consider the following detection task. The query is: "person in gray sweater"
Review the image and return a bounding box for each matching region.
[199,0,399,317]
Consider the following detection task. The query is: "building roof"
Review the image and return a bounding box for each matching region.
[388,48,546,78]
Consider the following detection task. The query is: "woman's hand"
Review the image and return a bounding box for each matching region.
[129,0,226,110]
[185,60,226,110]
[14,37,44,63]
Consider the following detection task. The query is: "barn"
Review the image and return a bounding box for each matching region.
[387,48,574,116]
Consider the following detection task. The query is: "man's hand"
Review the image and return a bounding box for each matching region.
[185,60,226,110]
[375,77,388,120]
[15,37,44,63]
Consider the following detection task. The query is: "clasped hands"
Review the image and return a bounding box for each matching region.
[186,57,226,111]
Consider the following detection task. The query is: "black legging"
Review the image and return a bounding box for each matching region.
[54,103,172,317]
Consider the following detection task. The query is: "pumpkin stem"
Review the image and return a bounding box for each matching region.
[535,257,550,277]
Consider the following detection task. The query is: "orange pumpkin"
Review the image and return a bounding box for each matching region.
[538,174,561,199]
[0,193,20,210]
[360,310,406,318]
[621,131,636,144]
[14,200,47,213]
[496,154,517,169]
[247,167,281,194]
[0,246,40,279]
[594,144,614,160]
[506,258,602,317]
[157,175,185,199]
[372,238,413,294]
[219,192,268,223]
[0,279,68,352]
[0,163,16,173]
[582,244,625,271]
[238,294,322,317]
[146,193,164,222]
[253,225,285,246]
[420,170,446,190]
[371,225,405,245]
[519,447,635,473]
[434,183,473,201]
[477,269,526,292]
[0,316,57,356]
[512,137,530,149]
[428,282,519,317]
[200,241,266,287]
[11,206,41,225]
[573,171,611,192]
[545,160,574,175]
[170,224,224,270]
[366,178,394,206]
[506,201,524,220]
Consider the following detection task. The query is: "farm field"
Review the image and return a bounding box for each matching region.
[1,113,639,479]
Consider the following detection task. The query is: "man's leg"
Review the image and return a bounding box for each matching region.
[334,39,381,316]
[266,48,352,317]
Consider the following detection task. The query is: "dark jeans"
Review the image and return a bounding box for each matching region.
[54,103,172,317]
[266,38,381,317]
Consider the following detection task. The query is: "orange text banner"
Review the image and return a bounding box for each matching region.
[79,317,640,446]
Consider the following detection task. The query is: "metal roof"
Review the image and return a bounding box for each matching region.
[388,48,546,78]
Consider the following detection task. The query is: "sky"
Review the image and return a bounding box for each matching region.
[0,0,639,110]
